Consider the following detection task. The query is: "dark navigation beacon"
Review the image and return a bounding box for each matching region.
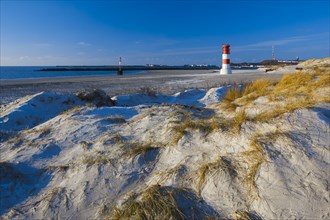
[117,57,123,75]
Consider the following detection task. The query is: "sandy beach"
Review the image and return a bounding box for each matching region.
[0,68,292,105]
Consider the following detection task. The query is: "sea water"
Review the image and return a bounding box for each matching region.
[0,66,143,80]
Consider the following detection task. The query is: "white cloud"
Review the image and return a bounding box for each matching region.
[33,43,51,48]
[248,36,308,47]
[233,32,329,52]
[161,47,218,56]
[77,41,91,46]
[18,56,29,61]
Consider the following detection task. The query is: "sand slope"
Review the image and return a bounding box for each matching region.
[0,81,329,219]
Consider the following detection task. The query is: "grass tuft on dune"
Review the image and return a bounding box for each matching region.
[197,156,237,196]
[243,129,291,198]
[123,142,161,159]
[221,87,242,111]
[110,184,219,219]
[220,66,329,125]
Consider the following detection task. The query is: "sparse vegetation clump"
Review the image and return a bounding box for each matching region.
[210,115,220,131]
[83,138,161,167]
[172,118,213,143]
[221,87,242,111]
[103,115,126,124]
[258,69,329,122]
[155,164,186,184]
[110,184,218,220]
[269,71,314,101]
[220,66,329,124]
[169,105,233,144]
[231,109,247,133]
[169,108,192,123]
[47,164,71,172]
[242,135,266,199]
[101,133,124,145]
[76,89,114,107]
[252,98,317,123]
[271,68,329,101]
[234,210,262,220]
[82,151,113,167]
[43,187,70,214]
[123,142,161,159]
[171,114,233,144]
[36,126,51,138]
[313,73,330,87]
[243,129,291,198]
[80,141,93,150]
[221,80,271,110]
[8,132,25,147]
[110,185,186,220]
[242,79,272,103]
[171,107,247,142]
[60,105,83,115]
[197,156,237,195]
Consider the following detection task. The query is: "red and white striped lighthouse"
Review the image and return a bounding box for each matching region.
[220,44,232,75]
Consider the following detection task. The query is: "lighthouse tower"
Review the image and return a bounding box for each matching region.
[220,44,232,75]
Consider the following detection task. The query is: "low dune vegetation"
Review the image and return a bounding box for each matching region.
[196,156,237,196]
[220,64,330,127]
[109,184,220,220]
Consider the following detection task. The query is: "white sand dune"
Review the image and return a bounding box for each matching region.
[113,86,232,107]
[0,92,83,132]
[0,59,329,219]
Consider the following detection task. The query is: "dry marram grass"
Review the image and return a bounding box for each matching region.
[243,130,290,198]
[155,164,185,184]
[109,184,218,219]
[171,118,215,144]
[80,141,92,150]
[110,185,187,220]
[241,79,271,104]
[82,151,113,167]
[252,98,316,123]
[35,126,51,138]
[218,68,329,124]
[234,210,261,220]
[221,87,242,111]
[101,133,124,145]
[123,142,161,159]
[60,105,83,115]
[43,187,70,214]
[197,156,236,196]
[231,110,247,133]
[246,69,329,123]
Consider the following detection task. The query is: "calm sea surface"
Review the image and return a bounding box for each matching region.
[0,66,144,80]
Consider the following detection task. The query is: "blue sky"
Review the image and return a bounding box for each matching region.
[1,0,329,66]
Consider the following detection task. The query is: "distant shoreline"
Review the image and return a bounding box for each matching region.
[0,65,257,80]
[0,70,147,81]
[37,65,222,72]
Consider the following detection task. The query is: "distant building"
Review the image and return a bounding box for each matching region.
[277,60,300,64]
